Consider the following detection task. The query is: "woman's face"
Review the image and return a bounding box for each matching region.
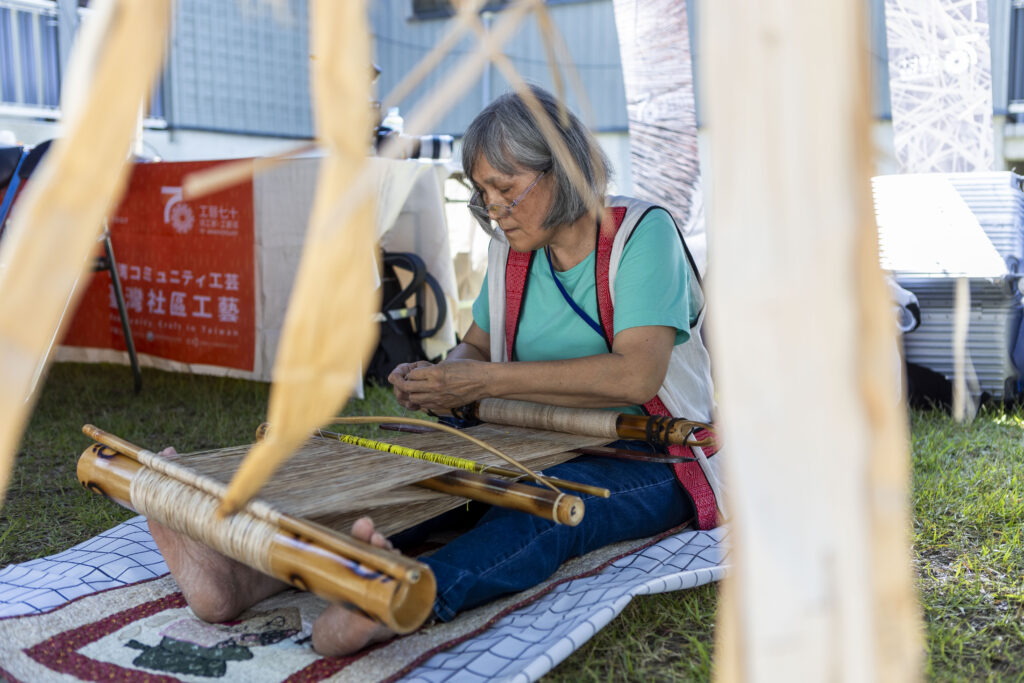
[470,154,554,253]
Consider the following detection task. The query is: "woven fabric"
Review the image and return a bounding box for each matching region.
[0,517,727,682]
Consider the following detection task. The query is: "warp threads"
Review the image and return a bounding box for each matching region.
[320,431,484,473]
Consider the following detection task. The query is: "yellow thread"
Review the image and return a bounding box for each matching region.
[320,431,484,473]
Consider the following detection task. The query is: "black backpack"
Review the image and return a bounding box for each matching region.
[365,251,447,384]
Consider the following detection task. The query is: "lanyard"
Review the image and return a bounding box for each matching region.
[544,247,605,339]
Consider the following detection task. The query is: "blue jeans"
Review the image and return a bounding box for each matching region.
[415,442,694,622]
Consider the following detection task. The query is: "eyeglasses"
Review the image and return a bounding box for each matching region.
[468,170,547,223]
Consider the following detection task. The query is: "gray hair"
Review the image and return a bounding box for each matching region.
[461,85,610,235]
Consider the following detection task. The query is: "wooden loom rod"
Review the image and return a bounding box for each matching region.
[76,442,435,634]
[81,425,424,584]
[418,471,584,526]
[463,398,714,448]
[302,425,610,499]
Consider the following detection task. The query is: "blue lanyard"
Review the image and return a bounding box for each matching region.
[545,247,605,339]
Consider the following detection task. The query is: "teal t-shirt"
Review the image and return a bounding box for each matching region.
[472,208,695,411]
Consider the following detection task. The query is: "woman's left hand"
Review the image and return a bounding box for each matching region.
[390,359,490,411]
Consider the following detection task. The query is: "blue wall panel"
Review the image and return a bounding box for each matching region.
[370,0,628,135]
[155,0,1013,137]
[168,0,313,137]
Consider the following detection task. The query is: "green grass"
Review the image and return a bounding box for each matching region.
[911,408,1024,682]
[0,363,412,565]
[3,363,1024,680]
[544,586,718,682]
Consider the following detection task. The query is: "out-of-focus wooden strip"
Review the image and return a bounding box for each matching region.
[703,0,922,679]
[182,143,317,200]
[0,0,172,509]
[218,0,379,515]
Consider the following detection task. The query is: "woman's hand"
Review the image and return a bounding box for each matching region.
[389,359,490,412]
[388,360,435,411]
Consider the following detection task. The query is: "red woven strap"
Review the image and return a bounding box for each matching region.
[595,207,626,344]
[645,395,719,529]
[504,249,533,361]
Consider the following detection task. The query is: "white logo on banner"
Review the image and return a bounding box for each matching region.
[161,186,195,234]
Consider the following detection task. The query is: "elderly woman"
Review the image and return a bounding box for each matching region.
[388,85,719,622]
[149,86,719,658]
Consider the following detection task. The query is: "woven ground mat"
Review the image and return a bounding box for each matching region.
[0,520,727,682]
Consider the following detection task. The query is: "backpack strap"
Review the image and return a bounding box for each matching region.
[644,396,720,529]
[501,203,720,529]
[504,249,535,362]
[595,204,720,530]
[595,207,626,350]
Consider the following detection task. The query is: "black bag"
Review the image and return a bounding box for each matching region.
[365,251,447,384]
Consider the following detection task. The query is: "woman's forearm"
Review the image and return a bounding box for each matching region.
[484,353,660,408]
[444,340,488,362]
[483,325,674,407]
[397,326,675,411]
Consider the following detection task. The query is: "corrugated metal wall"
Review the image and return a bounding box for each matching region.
[370,0,628,135]
[167,0,312,137]
[990,0,1011,114]
[155,0,1013,138]
[1009,0,1024,112]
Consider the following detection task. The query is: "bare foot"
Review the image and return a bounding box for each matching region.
[148,447,286,623]
[311,516,399,657]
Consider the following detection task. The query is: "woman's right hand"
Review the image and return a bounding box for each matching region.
[388,360,435,410]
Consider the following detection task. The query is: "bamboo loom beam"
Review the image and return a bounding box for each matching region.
[79,424,435,632]
[418,471,584,526]
[81,425,423,582]
[76,442,434,634]
[462,398,713,448]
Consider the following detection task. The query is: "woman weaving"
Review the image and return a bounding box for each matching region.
[149,86,721,657]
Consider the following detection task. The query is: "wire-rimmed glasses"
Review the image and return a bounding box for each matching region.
[468,170,547,225]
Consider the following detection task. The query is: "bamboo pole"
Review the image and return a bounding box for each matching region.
[464,398,713,448]
[82,425,424,584]
[703,1,922,680]
[76,443,434,634]
[418,471,584,526]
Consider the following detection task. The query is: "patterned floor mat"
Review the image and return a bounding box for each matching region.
[0,517,727,681]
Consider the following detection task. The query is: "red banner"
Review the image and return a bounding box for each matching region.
[63,160,256,371]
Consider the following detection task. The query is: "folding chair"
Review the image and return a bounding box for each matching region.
[0,140,142,393]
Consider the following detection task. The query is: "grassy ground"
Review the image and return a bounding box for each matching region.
[1,363,1022,680]
[911,409,1024,681]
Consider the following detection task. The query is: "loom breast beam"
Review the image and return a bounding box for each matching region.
[461,398,714,449]
[77,427,434,634]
